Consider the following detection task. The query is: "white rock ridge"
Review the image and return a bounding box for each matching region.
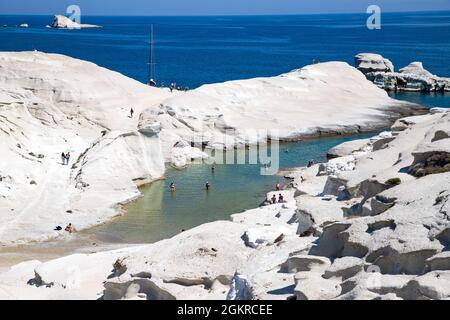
[0,51,173,245]
[143,61,422,153]
[51,15,101,29]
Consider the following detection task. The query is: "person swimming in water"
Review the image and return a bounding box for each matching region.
[169,182,176,192]
[205,181,211,191]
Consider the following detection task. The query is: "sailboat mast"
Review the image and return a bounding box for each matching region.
[148,24,154,83]
[150,24,154,81]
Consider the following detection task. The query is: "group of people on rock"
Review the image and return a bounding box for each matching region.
[169,82,189,92]
[54,223,74,233]
[61,152,71,165]
[270,193,284,204]
[269,181,286,204]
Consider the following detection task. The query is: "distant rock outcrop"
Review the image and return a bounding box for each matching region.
[356,53,450,92]
[355,53,394,74]
[51,15,101,29]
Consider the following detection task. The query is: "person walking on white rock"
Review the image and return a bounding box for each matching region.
[130,107,134,118]
[61,152,66,165]
[65,152,71,165]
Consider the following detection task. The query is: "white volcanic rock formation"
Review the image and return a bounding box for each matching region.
[0,52,422,248]
[143,61,420,152]
[51,15,101,29]
[0,51,172,245]
[356,53,450,92]
[355,53,394,74]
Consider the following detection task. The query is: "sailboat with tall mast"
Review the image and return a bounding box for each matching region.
[147,24,157,87]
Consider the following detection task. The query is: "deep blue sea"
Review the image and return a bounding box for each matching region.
[1,12,450,107]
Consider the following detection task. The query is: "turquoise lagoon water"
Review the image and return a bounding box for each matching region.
[84,133,376,244]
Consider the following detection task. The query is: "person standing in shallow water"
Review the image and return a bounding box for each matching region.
[205,181,211,191]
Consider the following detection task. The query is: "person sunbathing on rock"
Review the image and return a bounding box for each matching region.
[65,223,73,233]
[271,194,277,204]
[307,159,316,168]
[278,194,284,203]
